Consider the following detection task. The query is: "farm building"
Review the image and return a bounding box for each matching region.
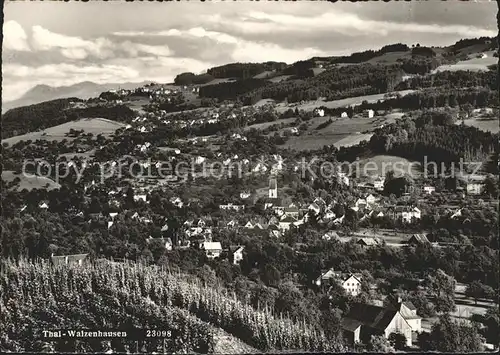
[341,303,413,347]
[199,241,223,259]
[407,234,430,246]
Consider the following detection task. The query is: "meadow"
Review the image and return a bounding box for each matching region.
[2,118,126,146]
[432,51,497,73]
[2,170,61,191]
[351,155,422,180]
[274,89,415,113]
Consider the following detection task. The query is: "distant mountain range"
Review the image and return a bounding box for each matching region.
[2,80,153,113]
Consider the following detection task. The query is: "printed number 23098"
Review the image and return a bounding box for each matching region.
[146,330,172,338]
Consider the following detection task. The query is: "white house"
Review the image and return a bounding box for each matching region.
[315,108,325,117]
[373,176,385,191]
[355,198,367,208]
[341,112,348,118]
[337,172,350,186]
[466,182,484,195]
[333,215,345,225]
[365,194,377,205]
[388,295,422,333]
[134,194,147,203]
[364,109,374,118]
[252,163,268,173]
[308,203,321,215]
[279,216,296,231]
[423,186,436,195]
[314,269,363,297]
[240,191,251,199]
[324,208,336,220]
[200,241,222,259]
[39,202,49,209]
[392,206,421,223]
[341,274,363,296]
[230,246,245,265]
[195,156,206,165]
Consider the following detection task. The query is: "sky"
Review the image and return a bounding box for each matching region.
[2,0,498,102]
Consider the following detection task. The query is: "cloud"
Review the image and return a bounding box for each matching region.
[120,41,173,57]
[32,25,115,59]
[30,25,174,60]
[3,2,497,103]
[113,27,324,63]
[3,20,30,51]
[214,11,497,39]
[2,55,211,102]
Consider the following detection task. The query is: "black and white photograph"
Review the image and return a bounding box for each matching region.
[1,0,499,353]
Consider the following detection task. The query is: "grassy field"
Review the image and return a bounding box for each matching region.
[275,90,415,113]
[365,51,412,64]
[244,117,298,131]
[254,99,276,107]
[253,71,275,79]
[279,115,378,151]
[2,118,126,146]
[282,132,373,151]
[433,51,497,72]
[268,75,294,83]
[125,96,150,114]
[2,170,61,191]
[352,155,422,180]
[311,68,326,76]
[456,117,499,133]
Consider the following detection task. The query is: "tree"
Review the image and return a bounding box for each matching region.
[320,307,342,339]
[465,280,484,305]
[426,269,456,313]
[483,175,499,197]
[262,264,281,287]
[482,306,499,346]
[367,335,394,352]
[388,332,407,350]
[425,314,484,352]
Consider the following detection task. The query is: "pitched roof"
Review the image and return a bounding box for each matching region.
[343,303,398,331]
[229,245,244,253]
[408,234,430,244]
[201,242,222,250]
[280,216,297,223]
[341,318,363,332]
[357,237,379,246]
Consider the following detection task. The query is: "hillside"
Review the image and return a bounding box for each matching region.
[2,80,151,113]
[2,118,126,146]
[1,170,61,191]
[0,258,344,353]
[1,100,136,140]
